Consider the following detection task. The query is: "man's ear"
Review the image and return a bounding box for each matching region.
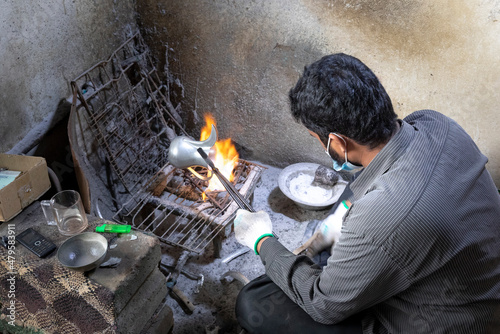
[328,133,346,153]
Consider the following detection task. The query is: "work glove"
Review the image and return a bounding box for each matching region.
[234,209,274,254]
[305,201,349,258]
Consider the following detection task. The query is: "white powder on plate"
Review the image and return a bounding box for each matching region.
[289,172,333,204]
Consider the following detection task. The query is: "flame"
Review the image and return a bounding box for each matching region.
[200,113,239,199]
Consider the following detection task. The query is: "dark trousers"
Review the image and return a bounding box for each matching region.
[235,274,364,334]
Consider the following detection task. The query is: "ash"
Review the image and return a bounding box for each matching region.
[160,163,331,333]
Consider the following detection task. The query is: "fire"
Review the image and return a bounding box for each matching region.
[199,114,239,198]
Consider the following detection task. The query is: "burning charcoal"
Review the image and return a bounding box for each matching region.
[147,173,168,197]
[177,185,202,202]
[148,165,176,196]
[166,175,203,200]
[150,174,168,197]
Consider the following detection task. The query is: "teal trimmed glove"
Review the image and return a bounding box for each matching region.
[234,209,274,254]
[305,200,349,257]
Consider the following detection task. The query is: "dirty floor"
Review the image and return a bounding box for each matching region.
[160,163,332,333]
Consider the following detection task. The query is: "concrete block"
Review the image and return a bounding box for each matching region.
[89,230,162,314]
[116,267,168,334]
[141,303,174,334]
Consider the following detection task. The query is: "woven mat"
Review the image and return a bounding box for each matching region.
[0,210,117,334]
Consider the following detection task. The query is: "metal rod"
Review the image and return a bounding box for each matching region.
[221,247,251,264]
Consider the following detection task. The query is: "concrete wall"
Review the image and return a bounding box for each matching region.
[137,0,500,186]
[0,0,137,153]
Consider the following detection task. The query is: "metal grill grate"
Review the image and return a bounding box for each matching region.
[113,160,264,253]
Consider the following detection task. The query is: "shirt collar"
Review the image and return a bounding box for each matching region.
[349,120,415,202]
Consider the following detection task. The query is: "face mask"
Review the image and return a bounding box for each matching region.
[332,159,362,172]
[325,134,363,172]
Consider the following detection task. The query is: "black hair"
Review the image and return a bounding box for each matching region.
[289,53,398,148]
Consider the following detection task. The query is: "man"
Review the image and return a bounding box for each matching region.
[233,53,500,333]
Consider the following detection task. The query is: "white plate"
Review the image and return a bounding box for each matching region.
[278,163,347,210]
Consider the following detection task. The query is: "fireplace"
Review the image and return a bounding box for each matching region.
[68,32,264,255]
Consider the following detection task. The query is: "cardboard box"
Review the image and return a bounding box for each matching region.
[0,154,51,222]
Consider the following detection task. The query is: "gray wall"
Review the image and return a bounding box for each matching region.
[138,0,500,187]
[0,0,137,152]
[2,0,499,187]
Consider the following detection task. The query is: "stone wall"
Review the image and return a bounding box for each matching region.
[2,0,499,186]
[137,0,500,186]
[0,0,137,153]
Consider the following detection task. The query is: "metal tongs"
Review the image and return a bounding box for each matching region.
[196,147,255,212]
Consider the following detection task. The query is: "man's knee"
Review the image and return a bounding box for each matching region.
[235,276,288,331]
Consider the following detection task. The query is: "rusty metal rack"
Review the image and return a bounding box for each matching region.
[70,32,187,196]
[114,160,265,253]
[70,32,265,253]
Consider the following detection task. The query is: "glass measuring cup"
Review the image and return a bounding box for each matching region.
[41,190,88,236]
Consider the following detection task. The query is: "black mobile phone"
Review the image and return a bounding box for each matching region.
[16,228,56,258]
